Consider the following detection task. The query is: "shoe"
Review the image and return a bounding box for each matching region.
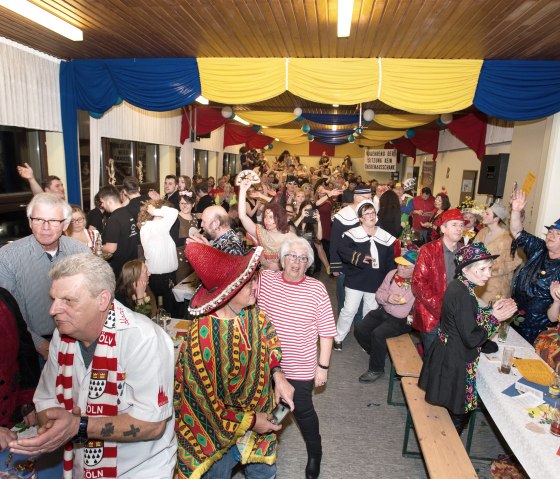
[305,454,322,479]
[333,341,342,351]
[359,370,384,384]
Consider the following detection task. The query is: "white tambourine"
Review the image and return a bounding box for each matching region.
[235,169,261,185]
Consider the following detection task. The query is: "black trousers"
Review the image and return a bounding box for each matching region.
[149,272,176,313]
[354,307,412,372]
[449,410,472,435]
[287,379,322,457]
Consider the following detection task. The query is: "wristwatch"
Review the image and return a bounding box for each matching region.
[73,416,89,444]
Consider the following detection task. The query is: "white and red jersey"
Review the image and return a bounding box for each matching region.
[257,270,336,380]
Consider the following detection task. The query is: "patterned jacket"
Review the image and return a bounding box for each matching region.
[412,238,448,332]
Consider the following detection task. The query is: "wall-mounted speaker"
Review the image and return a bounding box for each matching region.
[477,153,509,197]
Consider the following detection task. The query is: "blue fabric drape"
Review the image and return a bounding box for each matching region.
[302,113,359,125]
[60,58,201,204]
[310,128,356,145]
[474,60,560,121]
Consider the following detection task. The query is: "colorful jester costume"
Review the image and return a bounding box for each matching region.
[174,305,282,479]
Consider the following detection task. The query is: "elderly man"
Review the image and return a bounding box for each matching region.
[17,162,66,199]
[257,237,336,479]
[9,253,177,478]
[412,208,466,352]
[0,193,89,360]
[175,244,294,479]
[188,204,245,255]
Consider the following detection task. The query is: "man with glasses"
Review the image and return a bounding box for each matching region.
[0,193,89,360]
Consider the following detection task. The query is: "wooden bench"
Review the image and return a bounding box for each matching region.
[401,377,478,478]
[386,333,423,406]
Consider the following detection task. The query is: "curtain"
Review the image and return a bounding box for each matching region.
[361,130,406,142]
[474,60,560,120]
[234,111,296,127]
[374,113,437,129]
[181,107,228,140]
[310,128,355,145]
[223,124,273,148]
[0,38,61,131]
[356,139,387,147]
[198,58,285,104]
[379,59,483,113]
[264,128,307,144]
[447,113,488,160]
[392,138,417,160]
[302,113,359,125]
[309,141,335,157]
[289,58,377,104]
[246,134,274,150]
[409,130,440,160]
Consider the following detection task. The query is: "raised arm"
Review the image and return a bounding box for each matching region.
[17,163,43,195]
[238,179,257,237]
[510,189,527,238]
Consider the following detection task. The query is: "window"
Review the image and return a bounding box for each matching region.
[194,149,208,178]
[222,153,238,176]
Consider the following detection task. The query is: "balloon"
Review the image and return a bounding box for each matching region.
[294,107,303,117]
[440,113,453,124]
[348,135,355,143]
[355,126,363,135]
[307,134,314,141]
[295,115,304,122]
[252,125,261,132]
[436,118,446,128]
[301,124,311,133]
[89,111,104,119]
[363,109,375,122]
[114,96,123,106]
[268,144,274,150]
[221,106,234,119]
[405,128,416,139]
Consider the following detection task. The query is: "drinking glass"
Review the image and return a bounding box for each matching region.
[500,346,514,374]
[549,370,560,399]
[497,322,510,343]
[551,400,560,436]
[157,308,171,332]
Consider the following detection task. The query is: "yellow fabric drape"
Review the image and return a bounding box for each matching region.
[356,139,388,147]
[360,130,405,142]
[379,59,483,114]
[198,58,285,104]
[235,111,296,127]
[374,113,438,129]
[288,58,378,105]
[264,128,307,144]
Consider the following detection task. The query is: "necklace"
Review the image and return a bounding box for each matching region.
[227,304,241,316]
[225,304,251,351]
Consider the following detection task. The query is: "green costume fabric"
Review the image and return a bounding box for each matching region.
[174,306,282,479]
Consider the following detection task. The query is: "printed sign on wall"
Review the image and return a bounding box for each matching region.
[364,149,397,172]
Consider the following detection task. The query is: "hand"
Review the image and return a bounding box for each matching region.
[388,294,404,305]
[17,162,34,180]
[492,298,518,322]
[363,255,372,264]
[313,211,320,220]
[272,371,295,411]
[551,281,560,302]
[511,189,527,212]
[252,412,281,434]
[147,190,160,200]
[314,368,328,388]
[329,188,343,197]
[186,233,210,246]
[239,178,252,193]
[332,271,340,277]
[0,427,17,451]
[9,408,80,455]
[36,339,50,361]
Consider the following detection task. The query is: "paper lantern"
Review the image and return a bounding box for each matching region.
[301,124,311,133]
[436,118,446,128]
[252,125,261,132]
[294,107,303,117]
[114,96,123,106]
[89,111,104,119]
[348,135,355,143]
[355,126,363,135]
[221,106,234,119]
[405,129,416,139]
[363,109,375,122]
[307,134,314,141]
[440,113,453,124]
[268,144,274,150]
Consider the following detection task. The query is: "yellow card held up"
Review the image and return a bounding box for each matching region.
[512,358,552,386]
[521,172,536,196]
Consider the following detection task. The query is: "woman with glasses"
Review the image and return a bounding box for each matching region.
[176,194,197,283]
[333,200,397,350]
[64,205,100,252]
[257,237,336,479]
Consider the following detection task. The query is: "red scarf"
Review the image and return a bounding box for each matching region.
[56,303,119,479]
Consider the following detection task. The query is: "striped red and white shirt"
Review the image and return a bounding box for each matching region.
[257,270,336,380]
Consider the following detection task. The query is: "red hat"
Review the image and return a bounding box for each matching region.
[186,243,263,316]
[441,208,466,225]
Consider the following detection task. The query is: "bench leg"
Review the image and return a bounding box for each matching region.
[387,363,405,407]
[401,410,421,458]
[464,408,494,462]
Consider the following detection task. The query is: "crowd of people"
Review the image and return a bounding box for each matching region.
[0,150,559,478]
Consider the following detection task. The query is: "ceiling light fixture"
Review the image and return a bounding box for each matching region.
[0,0,83,41]
[195,96,209,105]
[332,104,339,107]
[337,0,354,38]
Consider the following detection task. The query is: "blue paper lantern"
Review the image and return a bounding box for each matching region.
[114,96,123,106]
[307,134,314,141]
[355,126,363,135]
[301,124,311,133]
[89,111,104,119]
[295,115,304,122]
[405,128,416,139]
[436,118,446,128]
[268,144,274,150]
[348,135,355,143]
[252,125,261,132]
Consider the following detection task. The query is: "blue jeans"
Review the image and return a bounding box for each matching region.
[203,446,276,479]
[420,328,438,356]
[335,273,363,323]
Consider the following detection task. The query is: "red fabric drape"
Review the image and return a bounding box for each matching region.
[246,133,274,149]
[309,141,335,157]
[410,130,439,160]
[391,138,416,160]
[447,113,488,160]
[180,107,229,143]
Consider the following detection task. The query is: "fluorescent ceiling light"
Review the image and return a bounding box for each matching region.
[337,0,354,38]
[233,114,250,126]
[0,0,83,41]
[332,104,339,107]
[195,96,209,105]
[331,125,337,131]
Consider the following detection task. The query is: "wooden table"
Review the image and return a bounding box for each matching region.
[477,328,560,478]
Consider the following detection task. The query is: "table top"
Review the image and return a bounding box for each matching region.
[477,328,560,478]
[0,447,63,478]
[172,272,198,302]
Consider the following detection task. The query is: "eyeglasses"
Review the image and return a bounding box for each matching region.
[30,217,66,227]
[547,230,560,238]
[71,217,85,224]
[284,253,309,264]
[361,212,377,218]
